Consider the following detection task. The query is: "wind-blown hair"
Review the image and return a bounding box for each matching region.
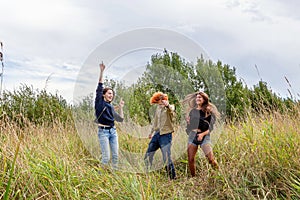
[182,91,220,118]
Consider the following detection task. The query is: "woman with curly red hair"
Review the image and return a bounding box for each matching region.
[144,92,176,180]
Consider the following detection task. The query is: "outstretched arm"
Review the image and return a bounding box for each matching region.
[99,61,105,83]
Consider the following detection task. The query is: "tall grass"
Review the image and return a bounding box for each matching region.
[0,109,299,199]
[209,112,300,199]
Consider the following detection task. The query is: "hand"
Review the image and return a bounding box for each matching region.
[161,99,169,107]
[186,115,190,124]
[148,133,153,139]
[197,133,204,141]
[100,61,105,71]
[119,98,125,108]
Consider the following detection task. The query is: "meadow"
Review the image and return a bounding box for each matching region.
[1,110,299,200]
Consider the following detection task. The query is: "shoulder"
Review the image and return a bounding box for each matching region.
[189,108,198,116]
[189,108,197,113]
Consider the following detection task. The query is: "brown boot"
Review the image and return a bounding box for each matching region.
[206,151,219,170]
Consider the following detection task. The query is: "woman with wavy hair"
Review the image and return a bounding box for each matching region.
[182,91,220,177]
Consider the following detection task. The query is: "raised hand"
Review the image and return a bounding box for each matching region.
[119,98,125,108]
[99,61,105,83]
[161,99,169,107]
[100,61,105,71]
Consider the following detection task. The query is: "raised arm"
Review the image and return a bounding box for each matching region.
[113,98,125,122]
[162,99,175,120]
[99,62,105,83]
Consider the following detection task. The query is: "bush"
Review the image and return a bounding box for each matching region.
[0,84,72,127]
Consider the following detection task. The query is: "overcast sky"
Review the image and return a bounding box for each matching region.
[1,0,300,104]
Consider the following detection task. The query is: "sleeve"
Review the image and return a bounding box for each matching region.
[151,108,159,133]
[166,104,176,122]
[113,110,124,122]
[95,83,106,122]
[95,83,104,110]
[208,114,215,132]
[186,110,193,133]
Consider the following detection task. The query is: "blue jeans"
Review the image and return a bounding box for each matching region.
[98,127,118,169]
[144,131,176,179]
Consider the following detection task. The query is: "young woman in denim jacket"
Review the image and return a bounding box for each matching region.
[144,92,176,180]
[95,62,124,169]
[183,91,220,177]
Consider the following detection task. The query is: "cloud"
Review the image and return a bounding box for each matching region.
[225,0,300,22]
[1,0,300,102]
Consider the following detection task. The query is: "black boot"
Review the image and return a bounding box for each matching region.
[165,164,176,180]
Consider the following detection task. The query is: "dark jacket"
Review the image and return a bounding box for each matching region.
[94,83,123,127]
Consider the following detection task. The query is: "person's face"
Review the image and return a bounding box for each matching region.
[158,99,164,107]
[196,94,204,106]
[103,89,114,102]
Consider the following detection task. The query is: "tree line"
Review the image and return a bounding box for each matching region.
[0,50,298,127]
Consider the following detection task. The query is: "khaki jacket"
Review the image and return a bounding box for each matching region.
[151,104,175,135]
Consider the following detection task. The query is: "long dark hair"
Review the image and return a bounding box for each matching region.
[182,91,220,118]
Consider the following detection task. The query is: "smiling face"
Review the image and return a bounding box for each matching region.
[195,92,209,107]
[196,93,204,106]
[103,89,114,102]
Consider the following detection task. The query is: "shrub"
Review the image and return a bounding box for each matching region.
[0,84,72,127]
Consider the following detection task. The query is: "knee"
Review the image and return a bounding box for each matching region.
[208,157,213,164]
[206,151,214,159]
[187,146,196,163]
[206,152,218,168]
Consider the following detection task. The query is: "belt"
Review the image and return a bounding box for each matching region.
[99,126,114,129]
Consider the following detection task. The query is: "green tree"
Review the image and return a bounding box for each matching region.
[216,61,252,120]
[0,84,72,127]
[250,81,284,114]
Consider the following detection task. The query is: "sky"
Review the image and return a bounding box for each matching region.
[1,0,300,104]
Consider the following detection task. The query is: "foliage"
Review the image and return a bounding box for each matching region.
[251,81,285,113]
[124,50,299,123]
[0,84,72,127]
[108,50,196,125]
[72,50,299,126]
[3,51,298,129]
[216,61,252,121]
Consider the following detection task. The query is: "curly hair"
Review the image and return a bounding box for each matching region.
[150,92,168,105]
